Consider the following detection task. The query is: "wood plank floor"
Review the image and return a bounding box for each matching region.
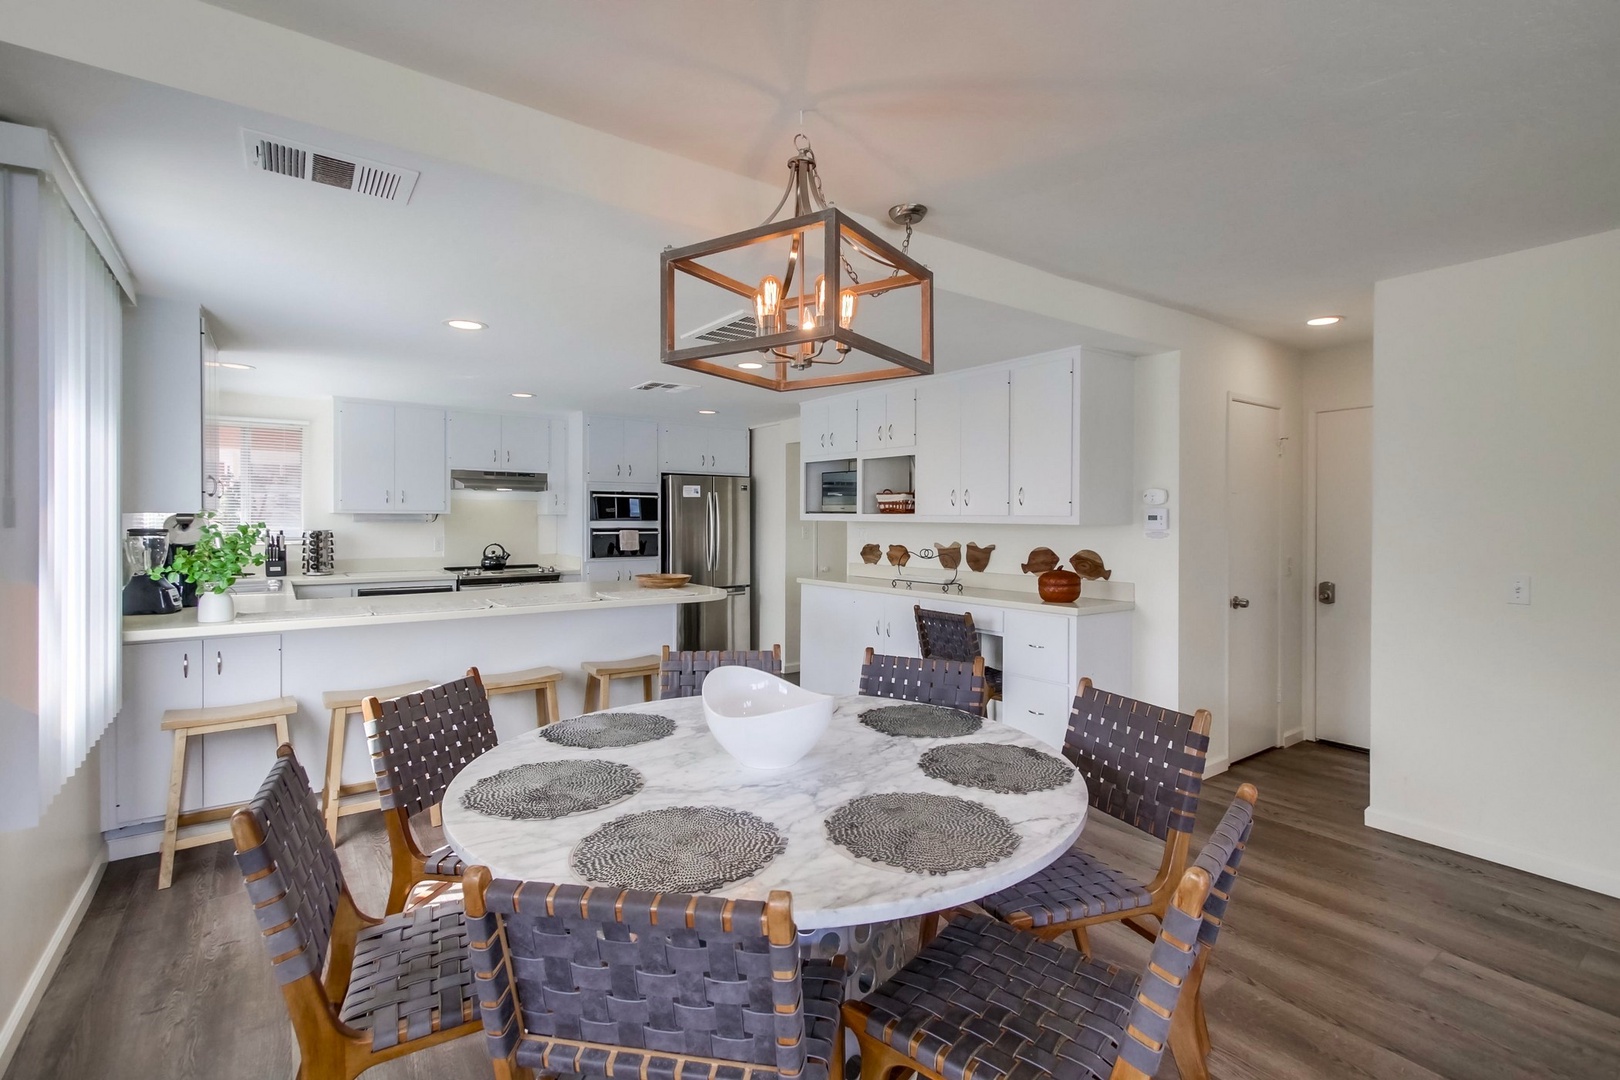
[8,743,1619,1079]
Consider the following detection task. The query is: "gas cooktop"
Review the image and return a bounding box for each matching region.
[444,563,564,587]
[443,563,558,575]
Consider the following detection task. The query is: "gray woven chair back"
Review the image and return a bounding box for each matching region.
[660,649,783,699]
[468,881,819,1079]
[913,606,982,664]
[1190,788,1257,951]
[859,652,987,717]
[365,675,499,820]
[233,747,346,987]
[1065,682,1208,840]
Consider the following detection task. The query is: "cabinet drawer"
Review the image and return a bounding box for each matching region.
[1003,610,1072,683]
[1000,675,1074,749]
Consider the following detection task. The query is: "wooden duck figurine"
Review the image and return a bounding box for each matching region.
[860,543,882,565]
[966,542,996,572]
[1020,547,1061,574]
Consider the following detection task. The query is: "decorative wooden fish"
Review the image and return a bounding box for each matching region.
[860,543,882,565]
[965,542,996,572]
[1021,547,1060,574]
[1070,549,1112,580]
[886,544,911,567]
[936,542,962,570]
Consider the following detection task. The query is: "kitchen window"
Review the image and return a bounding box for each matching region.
[209,417,306,532]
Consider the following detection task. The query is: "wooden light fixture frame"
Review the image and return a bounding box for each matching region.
[660,205,934,392]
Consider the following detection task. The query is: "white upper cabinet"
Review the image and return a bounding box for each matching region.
[958,369,1011,516]
[447,410,502,469]
[500,415,551,472]
[587,416,660,485]
[334,400,447,513]
[913,380,961,516]
[856,386,916,452]
[661,423,751,475]
[122,298,210,513]
[1009,354,1076,518]
[802,397,858,461]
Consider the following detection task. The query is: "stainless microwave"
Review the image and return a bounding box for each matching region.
[819,470,857,513]
[589,491,659,525]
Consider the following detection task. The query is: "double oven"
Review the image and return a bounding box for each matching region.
[588,491,660,561]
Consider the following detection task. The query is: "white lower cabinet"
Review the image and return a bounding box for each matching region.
[106,635,283,830]
[1000,675,1076,749]
[586,558,660,584]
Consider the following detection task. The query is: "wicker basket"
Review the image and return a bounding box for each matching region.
[874,489,916,514]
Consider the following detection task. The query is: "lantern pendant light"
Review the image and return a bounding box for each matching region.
[660,136,934,391]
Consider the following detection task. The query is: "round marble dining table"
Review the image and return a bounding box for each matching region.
[441,693,1088,931]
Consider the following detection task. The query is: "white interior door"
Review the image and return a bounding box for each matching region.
[1227,398,1280,763]
[1314,407,1373,748]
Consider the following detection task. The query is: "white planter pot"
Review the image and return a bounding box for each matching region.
[196,590,236,624]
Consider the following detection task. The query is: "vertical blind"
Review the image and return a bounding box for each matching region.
[34,175,123,815]
[209,418,304,533]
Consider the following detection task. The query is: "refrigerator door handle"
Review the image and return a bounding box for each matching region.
[706,490,719,571]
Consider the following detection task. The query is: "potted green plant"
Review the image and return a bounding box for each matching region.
[151,513,266,623]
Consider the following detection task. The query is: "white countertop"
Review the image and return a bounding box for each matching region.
[798,575,1134,617]
[123,581,723,643]
[443,694,1086,930]
[278,568,459,586]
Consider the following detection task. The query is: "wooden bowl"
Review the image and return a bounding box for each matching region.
[634,573,691,589]
[1037,569,1082,604]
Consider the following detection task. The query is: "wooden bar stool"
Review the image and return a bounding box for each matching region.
[579,654,661,712]
[158,695,297,890]
[478,664,563,727]
[321,679,433,840]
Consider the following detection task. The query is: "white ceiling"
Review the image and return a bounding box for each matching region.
[199,0,1620,348]
[0,44,1100,423]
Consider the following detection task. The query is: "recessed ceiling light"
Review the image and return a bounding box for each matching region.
[1306,316,1344,327]
[205,360,254,370]
[698,409,717,415]
[445,319,487,331]
[510,392,534,398]
[737,361,764,370]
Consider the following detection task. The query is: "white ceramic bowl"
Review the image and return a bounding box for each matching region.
[701,666,834,770]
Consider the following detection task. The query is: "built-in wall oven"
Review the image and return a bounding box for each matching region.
[588,491,659,525]
[589,527,660,560]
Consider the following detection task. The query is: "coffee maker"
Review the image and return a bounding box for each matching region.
[122,528,183,615]
[164,513,204,608]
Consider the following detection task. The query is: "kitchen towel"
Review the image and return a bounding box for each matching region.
[618,528,640,552]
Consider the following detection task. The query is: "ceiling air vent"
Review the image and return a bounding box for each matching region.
[684,309,759,345]
[628,380,698,393]
[243,129,419,204]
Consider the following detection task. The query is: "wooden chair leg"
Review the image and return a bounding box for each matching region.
[322,706,347,840]
[274,715,291,747]
[158,728,188,890]
[583,675,600,714]
[1071,926,1091,955]
[1170,1007,1209,1080]
[641,672,654,702]
[543,681,560,726]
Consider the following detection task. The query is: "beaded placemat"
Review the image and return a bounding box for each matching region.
[858,704,982,739]
[918,742,1076,795]
[824,792,1020,875]
[572,805,787,893]
[459,760,643,820]
[540,712,676,749]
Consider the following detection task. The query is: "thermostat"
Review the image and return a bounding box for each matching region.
[1145,507,1170,539]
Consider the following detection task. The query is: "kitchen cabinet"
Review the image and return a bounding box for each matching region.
[449,412,551,473]
[104,635,284,830]
[856,386,917,452]
[586,417,659,485]
[914,370,1009,517]
[801,396,858,462]
[660,423,750,475]
[586,557,660,584]
[1009,354,1074,518]
[122,298,215,514]
[501,416,551,472]
[334,399,448,513]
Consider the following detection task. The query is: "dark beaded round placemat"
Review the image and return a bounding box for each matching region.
[918,743,1076,795]
[540,712,675,749]
[858,704,982,739]
[459,760,643,820]
[572,805,787,893]
[824,792,1020,876]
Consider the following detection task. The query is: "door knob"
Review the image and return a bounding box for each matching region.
[1230,596,1250,609]
[1317,581,1336,605]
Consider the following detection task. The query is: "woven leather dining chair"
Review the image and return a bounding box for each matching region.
[462,868,846,1080]
[913,606,1002,702]
[976,677,1211,953]
[844,786,1258,1080]
[362,670,500,914]
[659,643,785,699]
[858,648,989,717]
[231,745,481,1080]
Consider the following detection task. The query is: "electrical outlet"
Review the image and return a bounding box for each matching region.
[1508,574,1531,605]
[433,535,445,554]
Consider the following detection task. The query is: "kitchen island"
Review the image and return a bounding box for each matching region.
[106,581,722,859]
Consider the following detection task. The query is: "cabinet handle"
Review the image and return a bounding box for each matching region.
[964,488,970,506]
[182,653,188,678]
[400,490,406,504]
[888,423,894,440]
[1018,487,1025,506]
[216,651,223,675]
[821,434,826,448]
[628,464,634,476]
[950,489,956,506]
[384,489,390,504]
[493,449,498,463]
[507,449,511,464]
[875,618,881,635]
[203,475,219,498]
[1027,643,1044,649]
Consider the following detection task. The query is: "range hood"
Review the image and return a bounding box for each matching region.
[451,469,549,493]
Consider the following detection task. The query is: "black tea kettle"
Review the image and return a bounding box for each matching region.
[480,543,511,571]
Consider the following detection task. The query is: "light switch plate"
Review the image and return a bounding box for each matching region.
[1508,575,1531,605]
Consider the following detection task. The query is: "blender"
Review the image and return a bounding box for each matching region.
[122,528,183,615]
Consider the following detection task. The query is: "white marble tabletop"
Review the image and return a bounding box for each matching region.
[442,694,1088,929]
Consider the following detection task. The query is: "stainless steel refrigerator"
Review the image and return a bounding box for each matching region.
[662,474,751,651]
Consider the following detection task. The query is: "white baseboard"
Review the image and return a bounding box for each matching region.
[783,661,801,675]
[1203,755,1229,779]
[0,853,106,1077]
[105,826,163,861]
[1364,806,1620,900]
[1281,727,1306,747]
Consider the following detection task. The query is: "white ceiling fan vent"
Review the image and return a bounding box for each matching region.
[243,129,419,204]
[684,309,759,345]
[628,380,698,393]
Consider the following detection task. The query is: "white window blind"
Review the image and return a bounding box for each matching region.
[209,418,305,533]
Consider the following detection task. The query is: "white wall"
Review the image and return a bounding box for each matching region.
[1369,227,1620,898]
[750,419,794,660]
